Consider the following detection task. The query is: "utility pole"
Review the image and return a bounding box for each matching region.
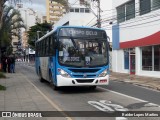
[92,0,101,28]
[97,0,101,28]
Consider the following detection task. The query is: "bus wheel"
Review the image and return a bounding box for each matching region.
[39,69,44,82]
[49,72,59,90]
[89,86,97,90]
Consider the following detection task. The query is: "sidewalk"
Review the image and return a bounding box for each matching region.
[0,73,66,120]
[0,73,57,111]
[110,72,160,91]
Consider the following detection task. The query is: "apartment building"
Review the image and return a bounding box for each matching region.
[42,16,47,23]
[112,0,160,78]
[46,0,65,24]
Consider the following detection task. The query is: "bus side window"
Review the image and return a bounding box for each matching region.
[36,43,39,57]
[48,37,51,56]
[52,35,56,55]
[46,37,49,56]
[39,42,41,57]
[42,40,45,56]
[44,40,46,56]
[40,41,43,57]
[49,35,55,55]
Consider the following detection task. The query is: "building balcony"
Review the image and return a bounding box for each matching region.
[49,18,59,21]
[49,8,63,11]
[49,13,63,16]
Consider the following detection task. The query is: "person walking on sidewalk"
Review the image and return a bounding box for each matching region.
[7,56,11,73]
[10,55,15,73]
[1,55,7,72]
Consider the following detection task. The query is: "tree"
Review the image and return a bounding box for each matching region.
[0,0,23,29]
[0,0,27,64]
[0,6,25,55]
[27,22,52,49]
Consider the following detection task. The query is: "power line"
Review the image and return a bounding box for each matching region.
[89,3,160,28]
[86,16,97,26]
[101,17,160,30]
[85,0,160,29]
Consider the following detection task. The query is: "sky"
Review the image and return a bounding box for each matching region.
[21,0,46,15]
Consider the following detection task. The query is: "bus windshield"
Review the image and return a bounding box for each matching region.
[58,38,108,67]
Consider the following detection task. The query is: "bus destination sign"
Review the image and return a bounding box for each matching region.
[59,28,106,38]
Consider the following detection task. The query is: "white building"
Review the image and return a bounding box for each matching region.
[54,0,112,34]
[53,0,94,29]
[20,8,42,30]
[112,0,160,78]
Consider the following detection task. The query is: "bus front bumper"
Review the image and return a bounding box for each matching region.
[56,75,109,86]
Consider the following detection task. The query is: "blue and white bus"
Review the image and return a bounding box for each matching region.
[35,26,110,90]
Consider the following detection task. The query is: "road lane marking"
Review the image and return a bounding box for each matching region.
[22,74,72,120]
[88,100,128,112]
[88,100,128,120]
[99,87,160,107]
[116,117,128,120]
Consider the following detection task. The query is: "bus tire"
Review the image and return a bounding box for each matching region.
[49,72,59,90]
[89,86,97,90]
[39,68,45,82]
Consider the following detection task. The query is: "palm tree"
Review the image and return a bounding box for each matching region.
[0,6,25,55]
[0,0,24,64]
[0,0,68,63]
[0,0,22,29]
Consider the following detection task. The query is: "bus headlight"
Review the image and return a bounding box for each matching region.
[58,68,71,78]
[99,69,108,77]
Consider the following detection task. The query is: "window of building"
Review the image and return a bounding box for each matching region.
[117,0,135,23]
[70,8,74,12]
[13,42,18,45]
[142,46,152,71]
[154,45,160,71]
[117,5,125,23]
[152,0,160,10]
[126,0,135,20]
[85,8,90,13]
[80,8,85,13]
[140,0,151,15]
[75,8,79,12]
[124,49,129,69]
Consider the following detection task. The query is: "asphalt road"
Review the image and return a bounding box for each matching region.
[16,62,160,120]
[102,81,160,105]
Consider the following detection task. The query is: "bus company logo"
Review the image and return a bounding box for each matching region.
[83,74,87,78]
[2,112,11,117]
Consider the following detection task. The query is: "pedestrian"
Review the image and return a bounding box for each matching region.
[1,55,7,72]
[7,56,11,73]
[10,55,15,73]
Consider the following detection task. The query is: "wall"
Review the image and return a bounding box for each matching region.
[53,12,94,29]
[112,49,129,73]
[112,0,160,77]
[113,0,160,46]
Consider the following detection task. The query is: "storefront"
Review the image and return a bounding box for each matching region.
[112,30,160,78]
[112,0,160,78]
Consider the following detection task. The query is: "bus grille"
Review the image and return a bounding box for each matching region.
[76,79,94,83]
[73,74,96,78]
[69,68,100,73]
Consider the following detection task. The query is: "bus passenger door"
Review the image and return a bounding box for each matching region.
[48,35,57,83]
